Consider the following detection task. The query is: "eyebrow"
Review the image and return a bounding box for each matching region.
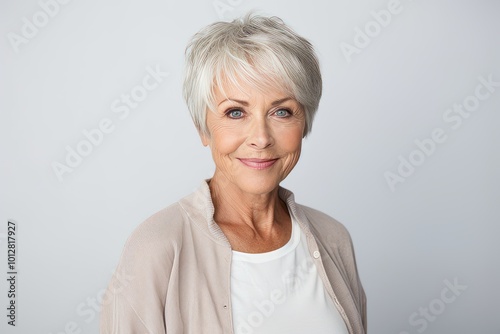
[218,97,294,107]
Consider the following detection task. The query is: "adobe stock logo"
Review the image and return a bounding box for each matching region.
[51,64,169,182]
[384,74,499,192]
[398,278,467,334]
[47,268,134,334]
[340,0,419,64]
[235,257,316,334]
[213,0,245,20]
[6,0,73,53]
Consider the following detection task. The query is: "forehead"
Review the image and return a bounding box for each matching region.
[213,73,294,104]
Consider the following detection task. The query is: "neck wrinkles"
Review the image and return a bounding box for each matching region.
[208,173,290,235]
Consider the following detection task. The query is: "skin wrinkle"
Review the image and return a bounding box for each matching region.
[205,54,296,131]
[200,79,305,253]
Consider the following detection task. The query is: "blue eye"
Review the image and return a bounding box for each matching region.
[275,109,290,117]
[227,109,243,118]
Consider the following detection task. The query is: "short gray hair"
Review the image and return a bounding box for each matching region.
[182,13,322,138]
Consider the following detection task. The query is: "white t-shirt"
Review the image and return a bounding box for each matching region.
[230,216,349,334]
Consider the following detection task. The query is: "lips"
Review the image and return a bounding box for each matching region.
[238,158,278,170]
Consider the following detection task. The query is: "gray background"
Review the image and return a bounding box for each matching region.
[1,0,499,333]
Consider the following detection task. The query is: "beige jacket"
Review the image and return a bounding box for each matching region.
[100,179,367,334]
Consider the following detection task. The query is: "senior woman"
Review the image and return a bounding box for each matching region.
[100,13,366,334]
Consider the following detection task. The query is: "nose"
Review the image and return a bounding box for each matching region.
[246,116,274,149]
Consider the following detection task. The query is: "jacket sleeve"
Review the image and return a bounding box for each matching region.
[349,235,367,332]
[100,213,174,334]
[340,224,367,333]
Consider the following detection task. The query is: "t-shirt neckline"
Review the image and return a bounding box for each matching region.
[231,216,300,263]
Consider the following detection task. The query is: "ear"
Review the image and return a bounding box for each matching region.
[198,129,210,147]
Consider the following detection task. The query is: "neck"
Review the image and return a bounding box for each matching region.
[208,172,289,236]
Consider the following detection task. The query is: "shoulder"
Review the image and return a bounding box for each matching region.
[108,200,191,286]
[297,203,352,244]
[131,202,186,240]
[295,203,359,259]
[101,202,189,332]
[107,201,190,296]
[122,201,187,259]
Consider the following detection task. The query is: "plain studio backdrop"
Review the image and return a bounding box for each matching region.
[1,0,499,333]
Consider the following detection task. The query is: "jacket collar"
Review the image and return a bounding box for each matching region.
[178,178,313,247]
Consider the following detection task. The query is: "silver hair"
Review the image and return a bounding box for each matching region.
[182,13,322,138]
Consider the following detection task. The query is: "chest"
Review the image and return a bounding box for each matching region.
[229,228,349,334]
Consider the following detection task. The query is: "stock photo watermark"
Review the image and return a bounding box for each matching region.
[384,73,499,192]
[6,0,73,53]
[47,268,134,334]
[5,220,18,326]
[235,257,316,334]
[340,0,419,64]
[51,64,169,182]
[398,278,467,334]
[213,0,246,19]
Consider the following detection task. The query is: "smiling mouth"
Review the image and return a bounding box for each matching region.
[237,158,278,170]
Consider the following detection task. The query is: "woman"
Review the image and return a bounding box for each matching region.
[100,13,366,334]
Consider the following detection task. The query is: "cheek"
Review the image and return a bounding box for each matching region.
[209,123,244,156]
[275,125,303,152]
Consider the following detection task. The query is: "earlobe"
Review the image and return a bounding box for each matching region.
[199,130,210,147]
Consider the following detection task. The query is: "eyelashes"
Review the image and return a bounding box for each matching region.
[225,109,244,118]
[274,108,292,117]
[224,107,293,119]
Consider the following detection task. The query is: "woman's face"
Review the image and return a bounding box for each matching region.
[200,79,305,196]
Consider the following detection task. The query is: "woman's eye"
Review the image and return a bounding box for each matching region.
[227,109,243,118]
[275,109,291,117]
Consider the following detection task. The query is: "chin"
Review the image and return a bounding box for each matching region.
[234,174,281,196]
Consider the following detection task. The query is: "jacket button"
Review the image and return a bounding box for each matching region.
[313,251,320,259]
